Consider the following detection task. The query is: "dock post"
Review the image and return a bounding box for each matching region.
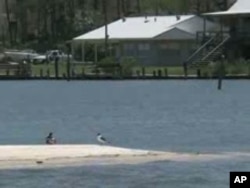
[164,68,168,77]
[66,42,71,81]
[183,61,187,79]
[197,69,201,78]
[142,67,145,77]
[40,69,43,78]
[47,69,50,78]
[153,70,156,78]
[158,69,162,78]
[54,57,59,79]
[218,55,225,90]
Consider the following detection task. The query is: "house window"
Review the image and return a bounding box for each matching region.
[138,43,150,51]
[168,43,179,50]
[159,44,168,49]
[159,43,179,50]
[124,43,136,56]
[124,44,134,51]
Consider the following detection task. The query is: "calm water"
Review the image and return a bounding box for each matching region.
[0,80,250,187]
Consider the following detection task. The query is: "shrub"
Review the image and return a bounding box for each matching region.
[211,61,228,76]
[228,58,249,75]
[98,57,118,75]
[120,57,138,76]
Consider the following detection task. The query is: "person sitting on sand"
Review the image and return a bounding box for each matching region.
[46,132,56,145]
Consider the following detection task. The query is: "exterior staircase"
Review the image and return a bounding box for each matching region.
[186,32,230,68]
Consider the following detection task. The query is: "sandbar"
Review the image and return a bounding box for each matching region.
[0,145,243,170]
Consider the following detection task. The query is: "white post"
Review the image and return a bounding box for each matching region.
[120,42,123,63]
[94,43,98,64]
[81,41,85,63]
[71,41,75,61]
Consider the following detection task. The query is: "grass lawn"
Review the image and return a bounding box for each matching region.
[31,62,87,77]
[133,66,198,76]
[31,64,190,77]
[28,62,250,77]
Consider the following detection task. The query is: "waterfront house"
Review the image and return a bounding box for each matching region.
[72,15,221,66]
[186,0,250,67]
[203,0,250,61]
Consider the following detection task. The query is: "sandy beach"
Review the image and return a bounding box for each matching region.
[0,145,243,170]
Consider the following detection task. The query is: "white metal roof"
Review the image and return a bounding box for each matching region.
[204,0,250,16]
[73,15,218,41]
[229,0,250,11]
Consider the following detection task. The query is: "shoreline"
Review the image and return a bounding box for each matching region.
[0,75,249,81]
[0,145,243,170]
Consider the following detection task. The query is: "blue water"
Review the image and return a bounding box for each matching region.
[0,80,250,187]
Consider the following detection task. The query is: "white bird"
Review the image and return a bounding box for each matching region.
[97,133,109,145]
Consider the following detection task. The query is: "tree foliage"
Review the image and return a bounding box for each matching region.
[1,0,230,50]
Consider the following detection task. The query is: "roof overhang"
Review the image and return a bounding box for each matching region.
[72,38,155,43]
[204,10,250,16]
[154,27,195,40]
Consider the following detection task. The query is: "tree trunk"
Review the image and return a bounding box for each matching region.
[205,0,210,12]
[93,0,99,10]
[137,0,141,14]
[66,0,75,39]
[121,0,126,16]
[126,0,130,15]
[50,0,56,45]
[37,0,42,40]
[196,0,201,14]
[117,0,121,18]
[4,0,12,46]
[155,0,159,16]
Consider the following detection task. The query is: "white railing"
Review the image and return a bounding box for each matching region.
[201,35,230,61]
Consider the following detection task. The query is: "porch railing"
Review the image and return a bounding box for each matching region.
[186,31,230,67]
